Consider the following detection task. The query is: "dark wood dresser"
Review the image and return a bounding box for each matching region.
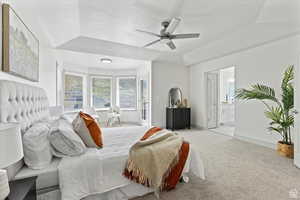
[166,107,191,131]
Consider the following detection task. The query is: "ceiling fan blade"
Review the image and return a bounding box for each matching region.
[144,39,161,47]
[165,18,181,34]
[136,29,160,37]
[166,40,176,50]
[172,33,200,39]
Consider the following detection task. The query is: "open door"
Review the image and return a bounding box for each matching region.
[207,72,219,129]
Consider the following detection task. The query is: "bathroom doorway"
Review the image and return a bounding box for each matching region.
[206,66,235,136]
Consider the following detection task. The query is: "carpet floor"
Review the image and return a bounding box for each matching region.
[134,129,300,200]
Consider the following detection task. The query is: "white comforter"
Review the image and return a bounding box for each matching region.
[58,126,205,200]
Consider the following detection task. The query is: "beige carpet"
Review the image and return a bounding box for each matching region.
[134,129,300,200]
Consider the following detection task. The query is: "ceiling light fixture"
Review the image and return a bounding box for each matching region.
[100,58,112,64]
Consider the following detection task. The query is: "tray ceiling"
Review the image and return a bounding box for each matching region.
[12,0,300,64]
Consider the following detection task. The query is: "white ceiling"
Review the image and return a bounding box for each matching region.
[56,49,149,70]
[10,0,300,65]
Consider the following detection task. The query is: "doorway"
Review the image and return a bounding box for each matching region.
[206,66,235,136]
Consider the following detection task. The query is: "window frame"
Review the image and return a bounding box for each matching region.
[63,71,86,112]
[116,76,138,111]
[90,75,113,111]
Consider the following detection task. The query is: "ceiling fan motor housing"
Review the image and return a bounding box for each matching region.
[162,21,170,28]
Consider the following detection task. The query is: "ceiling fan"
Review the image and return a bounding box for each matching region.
[136,18,200,50]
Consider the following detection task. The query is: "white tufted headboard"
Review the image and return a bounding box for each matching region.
[0,80,50,132]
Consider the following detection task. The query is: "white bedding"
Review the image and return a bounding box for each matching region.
[58,126,205,200]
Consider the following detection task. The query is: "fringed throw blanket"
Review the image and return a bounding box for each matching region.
[124,127,190,191]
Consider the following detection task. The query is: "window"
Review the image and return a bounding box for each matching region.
[64,73,84,111]
[117,77,137,110]
[91,77,112,109]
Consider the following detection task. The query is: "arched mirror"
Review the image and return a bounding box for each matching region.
[168,88,182,107]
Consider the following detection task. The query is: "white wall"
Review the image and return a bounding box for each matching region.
[190,35,300,147]
[0,1,57,105]
[151,61,189,127]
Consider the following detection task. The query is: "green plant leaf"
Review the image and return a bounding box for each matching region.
[281,65,294,89]
[268,126,283,135]
[264,106,282,124]
[281,65,294,111]
[236,84,278,103]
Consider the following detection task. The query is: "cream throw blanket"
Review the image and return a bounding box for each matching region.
[126,129,183,189]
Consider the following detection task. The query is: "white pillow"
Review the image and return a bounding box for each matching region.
[23,123,52,169]
[49,119,86,157]
[60,113,78,124]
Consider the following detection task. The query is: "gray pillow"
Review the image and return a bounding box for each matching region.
[49,119,86,157]
[23,123,52,169]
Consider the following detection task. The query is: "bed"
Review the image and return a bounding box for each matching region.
[0,80,205,200]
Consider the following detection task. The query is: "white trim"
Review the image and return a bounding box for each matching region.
[89,75,113,110]
[294,153,300,168]
[116,76,138,110]
[210,129,234,138]
[119,108,137,111]
[205,66,236,134]
[62,70,87,111]
[205,70,219,129]
[148,64,152,127]
[234,134,277,150]
[294,54,300,167]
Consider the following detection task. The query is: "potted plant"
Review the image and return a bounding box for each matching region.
[235,65,294,158]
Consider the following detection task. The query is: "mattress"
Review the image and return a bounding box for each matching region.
[58,126,152,199]
[14,157,60,190]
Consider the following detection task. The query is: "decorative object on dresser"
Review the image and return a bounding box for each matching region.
[6,176,37,200]
[183,98,189,108]
[166,107,191,131]
[168,88,183,108]
[0,170,9,200]
[0,123,23,179]
[2,3,39,82]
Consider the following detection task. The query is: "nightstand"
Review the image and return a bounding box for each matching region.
[6,176,37,200]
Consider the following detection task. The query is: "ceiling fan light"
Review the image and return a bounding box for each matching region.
[160,38,171,44]
[100,58,112,64]
[165,18,181,34]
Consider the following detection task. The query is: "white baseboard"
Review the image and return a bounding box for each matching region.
[294,153,300,168]
[234,134,277,150]
[210,129,234,137]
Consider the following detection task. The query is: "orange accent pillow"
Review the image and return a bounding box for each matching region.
[141,127,162,141]
[80,112,103,147]
[72,112,103,148]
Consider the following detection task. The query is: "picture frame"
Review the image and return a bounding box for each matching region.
[2,3,39,82]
